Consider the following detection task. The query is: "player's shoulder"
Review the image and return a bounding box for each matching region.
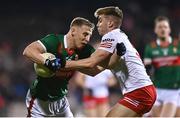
[41,33,59,40]
[102,29,127,41]
[172,37,180,47]
[45,33,64,38]
[146,40,157,48]
[45,33,57,38]
[43,34,65,43]
[103,29,118,38]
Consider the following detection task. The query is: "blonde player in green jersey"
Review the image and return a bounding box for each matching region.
[23,17,95,117]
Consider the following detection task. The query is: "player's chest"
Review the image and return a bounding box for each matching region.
[151,45,180,57]
[62,49,77,61]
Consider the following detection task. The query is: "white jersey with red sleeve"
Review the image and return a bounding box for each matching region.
[98,28,153,94]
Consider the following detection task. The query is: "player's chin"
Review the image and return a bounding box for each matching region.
[78,44,86,49]
[98,31,104,36]
[159,35,166,39]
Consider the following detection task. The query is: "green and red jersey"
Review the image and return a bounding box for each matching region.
[144,38,180,89]
[30,34,95,101]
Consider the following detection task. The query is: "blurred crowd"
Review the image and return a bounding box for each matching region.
[0,0,180,116]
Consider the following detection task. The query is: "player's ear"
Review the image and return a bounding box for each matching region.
[70,26,76,36]
[108,20,114,29]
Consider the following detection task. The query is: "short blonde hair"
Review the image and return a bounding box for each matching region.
[70,17,95,30]
[94,6,123,26]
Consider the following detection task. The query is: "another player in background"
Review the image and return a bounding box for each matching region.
[61,6,156,117]
[23,17,95,117]
[144,16,180,117]
[175,90,180,117]
[75,69,116,117]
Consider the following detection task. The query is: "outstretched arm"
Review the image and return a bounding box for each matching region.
[65,49,112,76]
[64,42,126,76]
[65,49,111,69]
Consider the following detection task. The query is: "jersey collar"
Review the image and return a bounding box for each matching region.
[64,35,74,55]
[64,35,68,48]
[156,37,172,46]
[113,28,120,32]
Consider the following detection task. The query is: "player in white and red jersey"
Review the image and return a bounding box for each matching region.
[75,69,116,117]
[63,6,156,117]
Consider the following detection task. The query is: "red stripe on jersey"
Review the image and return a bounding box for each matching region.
[27,97,35,117]
[100,42,112,48]
[152,56,180,68]
[100,42,112,45]
[100,45,112,48]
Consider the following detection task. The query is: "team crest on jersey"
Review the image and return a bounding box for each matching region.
[162,48,168,56]
[100,38,114,48]
[173,47,177,53]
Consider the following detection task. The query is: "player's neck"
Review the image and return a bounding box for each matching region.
[66,33,75,50]
[108,27,119,33]
[158,36,171,47]
[159,36,170,42]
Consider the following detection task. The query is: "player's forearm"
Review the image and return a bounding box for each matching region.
[65,58,97,69]
[65,59,104,76]
[108,53,120,68]
[23,48,45,64]
[77,66,104,76]
[65,49,110,75]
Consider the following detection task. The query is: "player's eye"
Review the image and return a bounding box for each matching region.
[83,32,89,37]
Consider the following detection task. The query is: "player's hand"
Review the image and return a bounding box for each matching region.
[116,43,126,56]
[44,57,65,71]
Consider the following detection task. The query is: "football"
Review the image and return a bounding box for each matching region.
[34,53,55,78]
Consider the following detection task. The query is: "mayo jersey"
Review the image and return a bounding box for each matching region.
[84,69,114,98]
[144,38,180,89]
[30,34,95,101]
[98,29,152,94]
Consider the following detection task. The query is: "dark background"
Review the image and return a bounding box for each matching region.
[0,0,180,116]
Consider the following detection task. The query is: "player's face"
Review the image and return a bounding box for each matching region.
[155,20,171,39]
[73,25,93,49]
[97,15,109,36]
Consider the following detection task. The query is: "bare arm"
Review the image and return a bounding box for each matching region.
[74,72,86,88]
[65,49,111,69]
[77,66,105,76]
[65,49,111,75]
[108,75,117,87]
[108,52,121,69]
[23,41,46,64]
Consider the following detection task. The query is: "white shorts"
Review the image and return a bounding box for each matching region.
[26,90,73,117]
[178,89,180,107]
[154,88,179,106]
